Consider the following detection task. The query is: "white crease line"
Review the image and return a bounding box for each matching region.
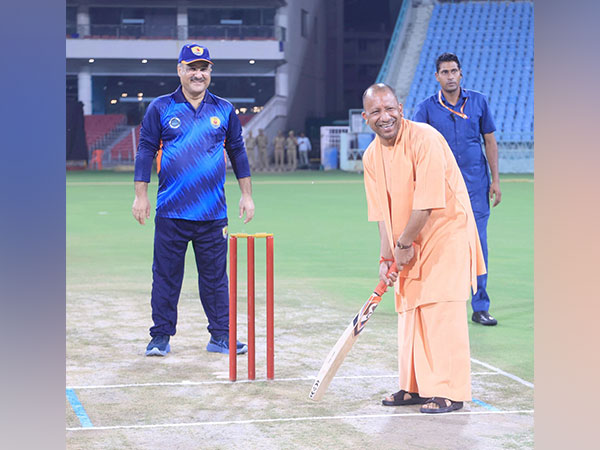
[66,409,534,431]
[67,370,523,391]
[67,375,390,390]
[470,358,534,388]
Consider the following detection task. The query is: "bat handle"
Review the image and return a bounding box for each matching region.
[374,262,398,296]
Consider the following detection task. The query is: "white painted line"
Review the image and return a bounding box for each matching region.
[67,375,393,390]
[471,358,534,388]
[67,369,527,391]
[67,377,306,390]
[66,409,534,432]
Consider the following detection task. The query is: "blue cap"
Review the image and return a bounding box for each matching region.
[178,44,213,65]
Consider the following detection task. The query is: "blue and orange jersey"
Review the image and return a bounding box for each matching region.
[134,87,250,221]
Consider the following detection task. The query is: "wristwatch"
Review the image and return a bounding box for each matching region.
[397,242,412,249]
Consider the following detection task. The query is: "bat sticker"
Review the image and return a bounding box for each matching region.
[352,295,381,336]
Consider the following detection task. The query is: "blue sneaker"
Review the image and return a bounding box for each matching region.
[145,335,171,356]
[206,336,248,354]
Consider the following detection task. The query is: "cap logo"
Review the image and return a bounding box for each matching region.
[210,116,221,128]
[169,117,181,129]
[191,46,204,56]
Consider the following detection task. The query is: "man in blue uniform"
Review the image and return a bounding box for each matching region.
[132,44,255,355]
[413,53,501,326]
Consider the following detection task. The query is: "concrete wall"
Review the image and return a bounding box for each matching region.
[276,0,328,133]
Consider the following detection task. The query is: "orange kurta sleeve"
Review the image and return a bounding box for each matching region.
[363,144,385,222]
[412,134,447,211]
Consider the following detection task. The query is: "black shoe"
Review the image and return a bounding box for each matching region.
[472,311,497,326]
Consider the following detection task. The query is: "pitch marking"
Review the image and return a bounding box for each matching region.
[67,368,528,391]
[471,358,534,388]
[471,398,501,412]
[66,389,93,428]
[66,409,534,431]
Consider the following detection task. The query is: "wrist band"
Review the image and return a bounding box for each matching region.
[379,257,394,264]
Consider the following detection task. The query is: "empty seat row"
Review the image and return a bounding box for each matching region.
[84,114,126,149]
[404,1,534,143]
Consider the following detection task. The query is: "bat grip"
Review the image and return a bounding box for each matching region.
[374,262,398,296]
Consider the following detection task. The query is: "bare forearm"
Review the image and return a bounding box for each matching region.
[135,181,149,198]
[132,181,151,225]
[238,176,252,196]
[378,221,393,258]
[237,176,255,223]
[396,209,431,247]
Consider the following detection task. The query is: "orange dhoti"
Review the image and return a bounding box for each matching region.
[397,302,471,401]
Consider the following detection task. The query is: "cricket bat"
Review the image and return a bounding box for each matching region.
[308,263,398,401]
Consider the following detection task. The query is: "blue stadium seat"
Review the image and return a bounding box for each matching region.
[404,1,534,144]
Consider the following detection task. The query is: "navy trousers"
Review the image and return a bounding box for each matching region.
[149,216,229,338]
[469,186,491,313]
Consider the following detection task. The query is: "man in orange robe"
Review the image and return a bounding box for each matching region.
[361,83,485,413]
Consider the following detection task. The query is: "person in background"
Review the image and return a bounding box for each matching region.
[256,128,270,171]
[413,52,501,326]
[286,130,298,171]
[244,130,257,171]
[297,132,312,169]
[273,131,285,171]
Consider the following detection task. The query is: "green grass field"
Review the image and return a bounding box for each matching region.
[66,170,533,448]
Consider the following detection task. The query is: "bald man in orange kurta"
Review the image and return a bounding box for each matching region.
[361,83,485,414]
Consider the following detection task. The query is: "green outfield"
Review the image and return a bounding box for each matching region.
[66,170,533,449]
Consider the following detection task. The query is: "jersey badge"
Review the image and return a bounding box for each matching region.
[210,116,221,129]
[168,117,181,129]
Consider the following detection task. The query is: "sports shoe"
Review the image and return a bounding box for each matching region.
[145,335,171,356]
[206,336,248,354]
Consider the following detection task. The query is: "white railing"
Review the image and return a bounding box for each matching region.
[242,95,287,136]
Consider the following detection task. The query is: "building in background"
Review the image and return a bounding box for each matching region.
[67,0,288,128]
[341,0,400,112]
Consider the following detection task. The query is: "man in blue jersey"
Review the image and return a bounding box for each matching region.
[413,53,501,326]
[132,44,255,356]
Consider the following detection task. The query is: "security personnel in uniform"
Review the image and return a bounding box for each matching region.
[413,52,501,326]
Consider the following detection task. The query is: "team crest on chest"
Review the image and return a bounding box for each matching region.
[169,117,181,129]
[210,116,221,128]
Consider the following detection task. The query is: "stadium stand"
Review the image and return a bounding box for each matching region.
[404,1,534,144]
[348,0,533,173]
[110,125,141,162]
[84,114,127,150]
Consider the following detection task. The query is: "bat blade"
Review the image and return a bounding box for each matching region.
[308,292,382,401]
[308,263,396,402]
